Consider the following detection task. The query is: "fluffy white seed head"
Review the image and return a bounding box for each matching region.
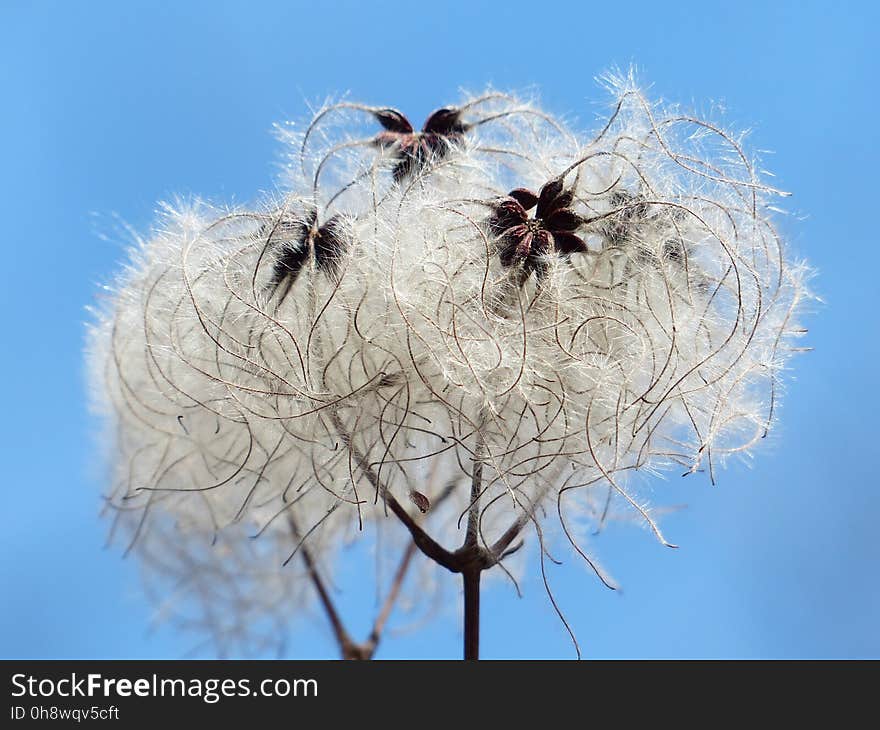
[87,76,811,653]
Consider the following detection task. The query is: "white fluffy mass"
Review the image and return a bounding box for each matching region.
[87,74,811,654]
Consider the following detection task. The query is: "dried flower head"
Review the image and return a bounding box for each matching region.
[373,106,468,181]
[87,74,811,657]
[264,208,348,296]
[489,179,587,278]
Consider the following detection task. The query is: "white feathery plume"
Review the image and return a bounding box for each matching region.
[87,75,811,656]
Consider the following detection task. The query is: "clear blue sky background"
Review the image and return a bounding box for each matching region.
[1,0,877,659]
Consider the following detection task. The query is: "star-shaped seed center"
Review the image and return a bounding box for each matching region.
[525,218,544,233]
[487,178,589,278]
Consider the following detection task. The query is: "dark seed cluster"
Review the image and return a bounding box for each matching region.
[264,209,347,299]
[488,179,588,279]
[373,106,468,182]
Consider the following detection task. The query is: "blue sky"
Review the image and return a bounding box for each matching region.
[1,0,877,659]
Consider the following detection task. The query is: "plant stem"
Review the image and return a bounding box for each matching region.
[465,435,485,548]
[461,427,485,660]
[287,514,355,657]
[329,411,457,571]
[462,569,481,660]
[366,542,417,652]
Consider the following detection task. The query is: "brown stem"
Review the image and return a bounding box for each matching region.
[464,432,485,549]
[287,514,356,657]
[329,411,458,571]
[290,512,425,659]
[365,542,417,652]
[327,411,536,661]
[491,511,531,557]
[462,569,481,660]
[460,430,485,659]
[289,415,470,659]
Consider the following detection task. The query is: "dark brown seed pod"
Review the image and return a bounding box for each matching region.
[373,106,469,181]
[264,209,348,296]
[312,215,346,281]
[487,179,588,279]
